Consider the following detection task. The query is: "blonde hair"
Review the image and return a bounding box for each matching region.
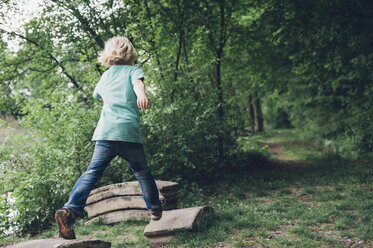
[98,37,137,66]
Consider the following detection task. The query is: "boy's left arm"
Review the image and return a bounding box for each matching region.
[133,79,150,109]
[93,85,101,99]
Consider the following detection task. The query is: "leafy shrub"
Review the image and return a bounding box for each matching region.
[236,135,269,158]
[0,79,258,235]
[0,89,99,234]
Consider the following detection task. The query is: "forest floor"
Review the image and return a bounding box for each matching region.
[1,129,372,247]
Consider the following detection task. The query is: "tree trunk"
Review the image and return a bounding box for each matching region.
[216,54,224,160]
[247,94,255,133]
[253,93,264,132]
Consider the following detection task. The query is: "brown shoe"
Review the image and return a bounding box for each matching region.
[151,209,162,221]
[55,208,76,239]
[151,198,166,221]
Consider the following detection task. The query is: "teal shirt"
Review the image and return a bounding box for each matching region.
[92,65,144,143]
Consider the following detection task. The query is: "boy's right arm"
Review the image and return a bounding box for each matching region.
[133,79,150,109]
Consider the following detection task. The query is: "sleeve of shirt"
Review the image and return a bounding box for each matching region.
[93,84,101,99]
[131,67,145,86]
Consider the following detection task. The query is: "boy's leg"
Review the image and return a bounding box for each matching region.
[57,141,116,239]
[63,141,117,216]
[118,142,162,218]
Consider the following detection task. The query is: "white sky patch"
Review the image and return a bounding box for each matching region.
[1,0,43,52]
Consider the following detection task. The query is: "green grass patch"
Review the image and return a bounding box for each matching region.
[2,129,372,247]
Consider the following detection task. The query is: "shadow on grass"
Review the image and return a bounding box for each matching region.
[172,152,373,247]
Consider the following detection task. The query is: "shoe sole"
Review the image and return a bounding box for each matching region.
[151,209,162,221]
[151,198,165,221]
[55,209,76,239]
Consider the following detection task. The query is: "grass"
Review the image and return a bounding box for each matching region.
[0,220,150,248]
[1,129,372,247]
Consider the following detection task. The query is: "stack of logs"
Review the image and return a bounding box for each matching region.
[84,180,179,225]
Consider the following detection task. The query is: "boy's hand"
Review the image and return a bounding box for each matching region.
[137,95,150,109]
[133,79,150,109]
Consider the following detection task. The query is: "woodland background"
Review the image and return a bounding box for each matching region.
[0,0,372,236]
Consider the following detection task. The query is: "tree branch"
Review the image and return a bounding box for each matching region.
[29,64,57,73]
[143,0,166,81]
[50,0,105,49]
[0,28,83,91]
[141,53,151,66]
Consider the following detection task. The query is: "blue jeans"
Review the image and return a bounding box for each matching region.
[64,140,161,217]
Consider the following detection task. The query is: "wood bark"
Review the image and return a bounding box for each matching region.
[247,94,255,133]
[247,92,264,133]
[253,93,264,132]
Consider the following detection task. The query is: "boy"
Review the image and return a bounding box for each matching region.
[55,37,162,239]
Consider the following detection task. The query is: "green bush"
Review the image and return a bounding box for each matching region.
[0,78,260,236]
[0,89,99,235]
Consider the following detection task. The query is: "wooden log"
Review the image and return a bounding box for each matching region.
[86,181,178,205]
[85,196,145,218]
[85,195,178,219]
[85,209,150,225]
[144,206,214,237]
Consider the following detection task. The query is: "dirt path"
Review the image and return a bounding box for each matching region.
[259,130,373,248]
[263,130,327,163]
[262,140,288,161]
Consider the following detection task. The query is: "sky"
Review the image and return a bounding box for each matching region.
[1,0,43,51]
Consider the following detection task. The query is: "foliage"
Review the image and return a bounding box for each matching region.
[2,131,372,246]
[0,0,259,235]
[0,0,372,236]
[236,135,269,156]
[255,0,373,155]
[0,89,95,234]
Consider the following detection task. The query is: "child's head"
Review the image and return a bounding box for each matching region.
[98,37,137,66]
